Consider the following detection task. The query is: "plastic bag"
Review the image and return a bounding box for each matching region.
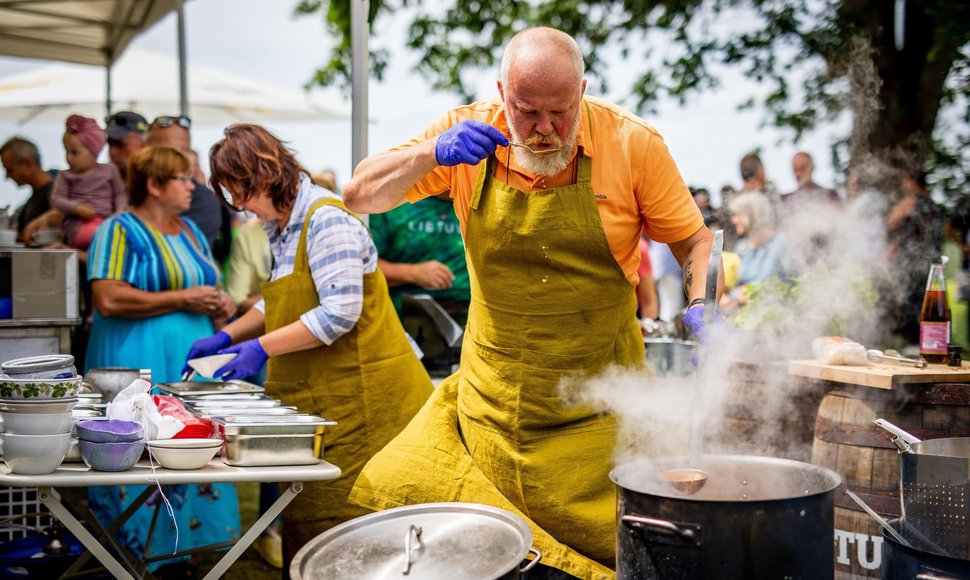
[106,380,184,440]
[152,395,213,439]
[812,337,869,366]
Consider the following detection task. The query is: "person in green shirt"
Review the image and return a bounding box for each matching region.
[370,193,470,371]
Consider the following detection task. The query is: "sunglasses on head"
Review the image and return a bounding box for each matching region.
[152,115,192,129]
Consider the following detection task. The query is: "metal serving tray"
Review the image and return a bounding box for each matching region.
[187,398,282,409]
[193,406,299,418]
[213,416,337,467]
[181,393,273,402]
[154,381,265,397]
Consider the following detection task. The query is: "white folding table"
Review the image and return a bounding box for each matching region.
[0,459,341,579]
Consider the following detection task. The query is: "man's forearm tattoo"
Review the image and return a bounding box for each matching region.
[684,258,694,291]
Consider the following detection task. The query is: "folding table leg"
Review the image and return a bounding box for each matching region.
[200,481,304,580]
[37,487,137,580]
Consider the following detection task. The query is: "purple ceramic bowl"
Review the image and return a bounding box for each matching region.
[79,439,145,472]
[76,419,144,443]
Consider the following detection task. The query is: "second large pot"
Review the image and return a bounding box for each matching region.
[612,455,841,580]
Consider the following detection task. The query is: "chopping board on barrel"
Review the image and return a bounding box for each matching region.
[788,359,970,390]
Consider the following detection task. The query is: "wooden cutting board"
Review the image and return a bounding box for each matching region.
[788,359,970,390]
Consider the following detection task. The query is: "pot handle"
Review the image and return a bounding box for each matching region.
[402,524,423,575]
[519,548,542,572]
[916,573,964,580]
[873,418,921,452]
[621,514,698,543]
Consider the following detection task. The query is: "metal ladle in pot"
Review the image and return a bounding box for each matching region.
[660,230,723,497]
[660,468,708,495]
[844,489,914,548]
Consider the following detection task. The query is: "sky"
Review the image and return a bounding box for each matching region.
[0,0,850,213]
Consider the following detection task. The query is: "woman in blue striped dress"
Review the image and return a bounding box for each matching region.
[85,145,239,571]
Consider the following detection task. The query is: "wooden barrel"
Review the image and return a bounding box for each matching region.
[704,361,829,463]
[811,383,970,579]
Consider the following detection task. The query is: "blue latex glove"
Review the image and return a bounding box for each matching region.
[683,304,724,366]
[182,331,232,373]
[435,120,509,166]
[214,338,269,381]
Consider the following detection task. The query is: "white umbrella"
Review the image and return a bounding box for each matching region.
[0,47,348,126]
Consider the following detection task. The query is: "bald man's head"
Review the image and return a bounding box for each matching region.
[792,152,814,187]
[500,27,585,90]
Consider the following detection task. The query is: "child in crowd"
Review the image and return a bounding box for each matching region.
[49,115,127,250]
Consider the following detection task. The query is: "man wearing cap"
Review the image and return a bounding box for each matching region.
[105,111,149,180]
[1,137,54,243]
[146,115,231,262]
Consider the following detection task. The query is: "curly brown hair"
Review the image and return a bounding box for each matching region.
[126,145,191,207]
[208,124,308,212]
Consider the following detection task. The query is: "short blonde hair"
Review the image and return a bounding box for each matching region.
[126,145,191,207]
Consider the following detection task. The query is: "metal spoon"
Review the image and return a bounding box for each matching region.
[866,348,928,368]
[508,142,562,156]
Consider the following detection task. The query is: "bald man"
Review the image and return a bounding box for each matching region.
[343,27,719,579]
[783,151,840,208]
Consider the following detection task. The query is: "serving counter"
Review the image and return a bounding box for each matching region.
[0,459,341,579]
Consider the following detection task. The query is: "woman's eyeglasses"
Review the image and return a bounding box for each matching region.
[152,115,192,129]
[173,174,194,183]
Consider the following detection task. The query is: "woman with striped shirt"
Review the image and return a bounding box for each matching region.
[186,124,432,562]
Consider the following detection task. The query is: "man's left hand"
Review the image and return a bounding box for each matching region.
[215,338,269,381]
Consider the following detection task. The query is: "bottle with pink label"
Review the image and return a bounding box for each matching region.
[919,257,950,364]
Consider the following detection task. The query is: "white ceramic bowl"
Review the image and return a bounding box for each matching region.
[2,355,76,380]
[0,410,73,435]
[186,354,238,379]
[148,438,221,470]
[31,228,62,246]
[0,432,73,474]
[0,376,82,399]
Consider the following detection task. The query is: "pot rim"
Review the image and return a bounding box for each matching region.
[611,454,841,502]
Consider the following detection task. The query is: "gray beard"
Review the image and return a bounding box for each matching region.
[509,115,579,177]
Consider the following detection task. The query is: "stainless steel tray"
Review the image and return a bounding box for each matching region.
[181,393,273,401]
[154,380,265,397]
[187,398,281,409]
[221,432,327,467]
[212,415,337,436]
[193,406,299,418]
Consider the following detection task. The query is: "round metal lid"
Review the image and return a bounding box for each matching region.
[291,503,533,580]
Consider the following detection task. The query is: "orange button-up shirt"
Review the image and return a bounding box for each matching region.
[397,96,703,285]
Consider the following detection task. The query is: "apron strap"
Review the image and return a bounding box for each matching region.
[470,157,492,211]
[293,197,363,273]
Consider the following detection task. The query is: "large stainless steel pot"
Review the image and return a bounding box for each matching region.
[290,502,541,579]
[611,455,841,580]
[82,368,141,402]
[882,519,970,580]
[874,419,970,559]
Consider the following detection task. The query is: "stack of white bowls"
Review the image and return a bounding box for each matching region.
[0,355,82,474]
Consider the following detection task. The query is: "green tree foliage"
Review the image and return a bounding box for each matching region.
[296,0,969,199]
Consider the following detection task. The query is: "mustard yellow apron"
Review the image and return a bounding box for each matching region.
[350,147,645,579]
[261,197,433,559]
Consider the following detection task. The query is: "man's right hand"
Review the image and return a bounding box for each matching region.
[435,121,509,166]
[183,331,232,373]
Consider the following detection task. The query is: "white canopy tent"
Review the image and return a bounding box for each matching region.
[0,47,349,126]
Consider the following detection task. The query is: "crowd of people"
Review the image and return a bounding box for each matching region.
[1,24,968,579]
